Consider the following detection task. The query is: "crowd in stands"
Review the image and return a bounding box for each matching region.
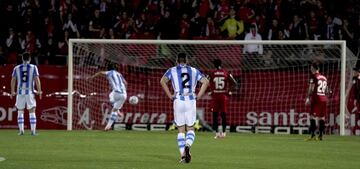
[0,0,359,65]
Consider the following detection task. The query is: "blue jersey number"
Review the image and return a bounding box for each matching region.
[181,73,190,89]
[21,71,28,83]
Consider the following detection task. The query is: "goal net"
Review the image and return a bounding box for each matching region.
[68,40,357,135]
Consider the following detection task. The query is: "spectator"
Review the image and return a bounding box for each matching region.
[192,0,214,18]
[93,0,100,6]
[58,31,69,56]
[253,14,265,35]
[134,13,156,39]
[288,14,308,40]
[190,12,205,38]
[159,0,166,17]
[307,11,321,40]
[147,0,157,12]
[108,28,116,39]
[214,0,230,25]
[179,13,190,39]
[0,0,359,65]
[2,4,19,35]
[205,17,217,39]
[322,15,334,40]
[340,18,355,53]
[21,31,41,56]
[144,11,160,38]
[158,10,177,39]
[99,0,113,28]
[89,9,102,38]
[22,8,37,33]
[6,28,22,63]
[130,0,142,13]
[21,31,41,64]
[262,50,276,67]
[266,0,281,21]
[59,0,78,17]
[280,0,298,24]
[278,30,290,40]
[237,1,255,26]
[126,18,139,39]
[267,19,279,40]
[44,11,56,38]
[43,37,57,64]
[135,13,147,33]
[114,11,129,39]
[355,16,360,57]
[0,46,6,65]
[78,0,94,36]
[19,0,31,17]
[221,9,244,39]
[62,13,80,38]
[243,24,263,55]
[99,0,108,13]
[332,15,343,40]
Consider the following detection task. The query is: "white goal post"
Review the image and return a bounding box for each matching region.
[68,39,351,135]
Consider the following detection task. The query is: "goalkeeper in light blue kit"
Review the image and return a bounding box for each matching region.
[89,63,127,131]
[160,53,209,163]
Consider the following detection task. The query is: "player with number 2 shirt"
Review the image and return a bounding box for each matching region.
[160,53,209,163]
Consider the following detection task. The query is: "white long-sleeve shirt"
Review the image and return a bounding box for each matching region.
[243,33,263,54]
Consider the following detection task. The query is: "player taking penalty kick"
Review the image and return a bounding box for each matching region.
[160,53,209,163]
[305,63,328,141]
[88,63,127,131]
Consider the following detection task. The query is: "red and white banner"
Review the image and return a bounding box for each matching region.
[0,65,359,134]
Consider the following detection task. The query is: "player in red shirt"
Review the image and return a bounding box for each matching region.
[351,67,360,119]
[305,63,328,141]
[209,59,237,139]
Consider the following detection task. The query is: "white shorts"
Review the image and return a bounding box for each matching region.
[109,91,126,110]
[173,99,196,127]
[15,94,36,110]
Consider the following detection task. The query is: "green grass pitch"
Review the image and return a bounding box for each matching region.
[0,130,360,169]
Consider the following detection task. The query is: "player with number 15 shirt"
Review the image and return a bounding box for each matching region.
[208,59,237,138]
[209,65,231,111]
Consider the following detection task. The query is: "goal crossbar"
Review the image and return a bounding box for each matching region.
[68,39,347,136]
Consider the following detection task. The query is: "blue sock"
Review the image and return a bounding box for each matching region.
[29,112,36,134]
[186,130,195,147]
[18,111,24,133]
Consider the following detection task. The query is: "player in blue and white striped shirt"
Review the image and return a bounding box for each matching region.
[10,53,42,136]
[89,63,127,131]
[160,53,209,163]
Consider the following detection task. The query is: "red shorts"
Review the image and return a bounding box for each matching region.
[211,94,229,113]
[310,100,327,117]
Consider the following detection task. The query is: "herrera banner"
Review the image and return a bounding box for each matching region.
[0,65,359,135]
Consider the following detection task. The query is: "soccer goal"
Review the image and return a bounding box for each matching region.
[67,39,357,136]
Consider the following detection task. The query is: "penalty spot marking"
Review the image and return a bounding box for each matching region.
[0,157,5,162]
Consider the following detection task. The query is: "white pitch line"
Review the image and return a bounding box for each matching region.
[0,157,6,162]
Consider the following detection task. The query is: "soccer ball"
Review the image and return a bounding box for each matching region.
[129,96,139,105]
